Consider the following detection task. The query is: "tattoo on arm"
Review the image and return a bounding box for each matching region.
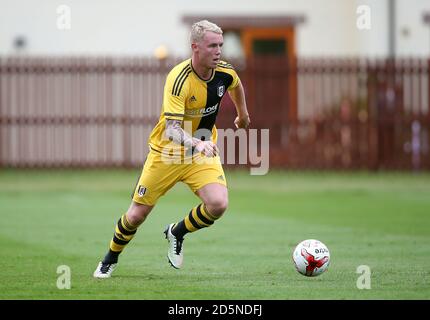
[165,119,200,148]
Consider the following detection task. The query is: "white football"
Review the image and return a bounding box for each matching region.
[292,239,330,277]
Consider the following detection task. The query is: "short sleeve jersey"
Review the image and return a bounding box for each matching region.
[148,58,240,155]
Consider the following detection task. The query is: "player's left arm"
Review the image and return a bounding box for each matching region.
[228,80,251,129]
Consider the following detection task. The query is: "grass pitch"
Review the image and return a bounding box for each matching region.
[0,169,429,299]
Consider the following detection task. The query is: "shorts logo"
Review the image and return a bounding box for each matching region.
[217,85,225,97]
[137,185,147,196]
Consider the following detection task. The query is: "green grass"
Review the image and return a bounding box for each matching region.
[0,169,429,299]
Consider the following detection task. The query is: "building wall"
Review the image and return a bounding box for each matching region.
[396,0,430,56]
[0,0,428,57]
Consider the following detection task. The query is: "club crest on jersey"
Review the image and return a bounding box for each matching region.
[137,185,146,196]
[217,85,225,97]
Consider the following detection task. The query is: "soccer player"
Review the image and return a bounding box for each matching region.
[94,20,250,278]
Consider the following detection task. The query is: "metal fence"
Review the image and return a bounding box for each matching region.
[0,56,429,170]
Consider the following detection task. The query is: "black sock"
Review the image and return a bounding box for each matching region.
[102,250,120,264]
[171,221,188,239]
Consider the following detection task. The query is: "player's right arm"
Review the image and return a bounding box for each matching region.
[165,120,218,157]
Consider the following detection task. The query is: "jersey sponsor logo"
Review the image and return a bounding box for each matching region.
[185,103,219,117]
[217,85,225,97]
[137,185,147,196]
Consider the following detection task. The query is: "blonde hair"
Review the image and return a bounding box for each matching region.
[190,20,223,44]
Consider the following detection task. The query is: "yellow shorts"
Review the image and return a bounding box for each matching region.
[132,150,227,206]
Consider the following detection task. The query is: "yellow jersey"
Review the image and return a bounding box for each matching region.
[148,58,240,157]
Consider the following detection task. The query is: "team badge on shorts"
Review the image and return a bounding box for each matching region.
[137,185,147,196]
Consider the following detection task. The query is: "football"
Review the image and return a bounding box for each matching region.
[292,239,330,277]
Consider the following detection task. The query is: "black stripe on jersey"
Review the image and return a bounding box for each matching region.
[195,71,234,137]
[164,112,185,118]
[172,65,191,95]
[172,65,191,96]
[174,69,192,96]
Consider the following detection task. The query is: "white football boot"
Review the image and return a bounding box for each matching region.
[164,223,184,269]
[93,261,117,278]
